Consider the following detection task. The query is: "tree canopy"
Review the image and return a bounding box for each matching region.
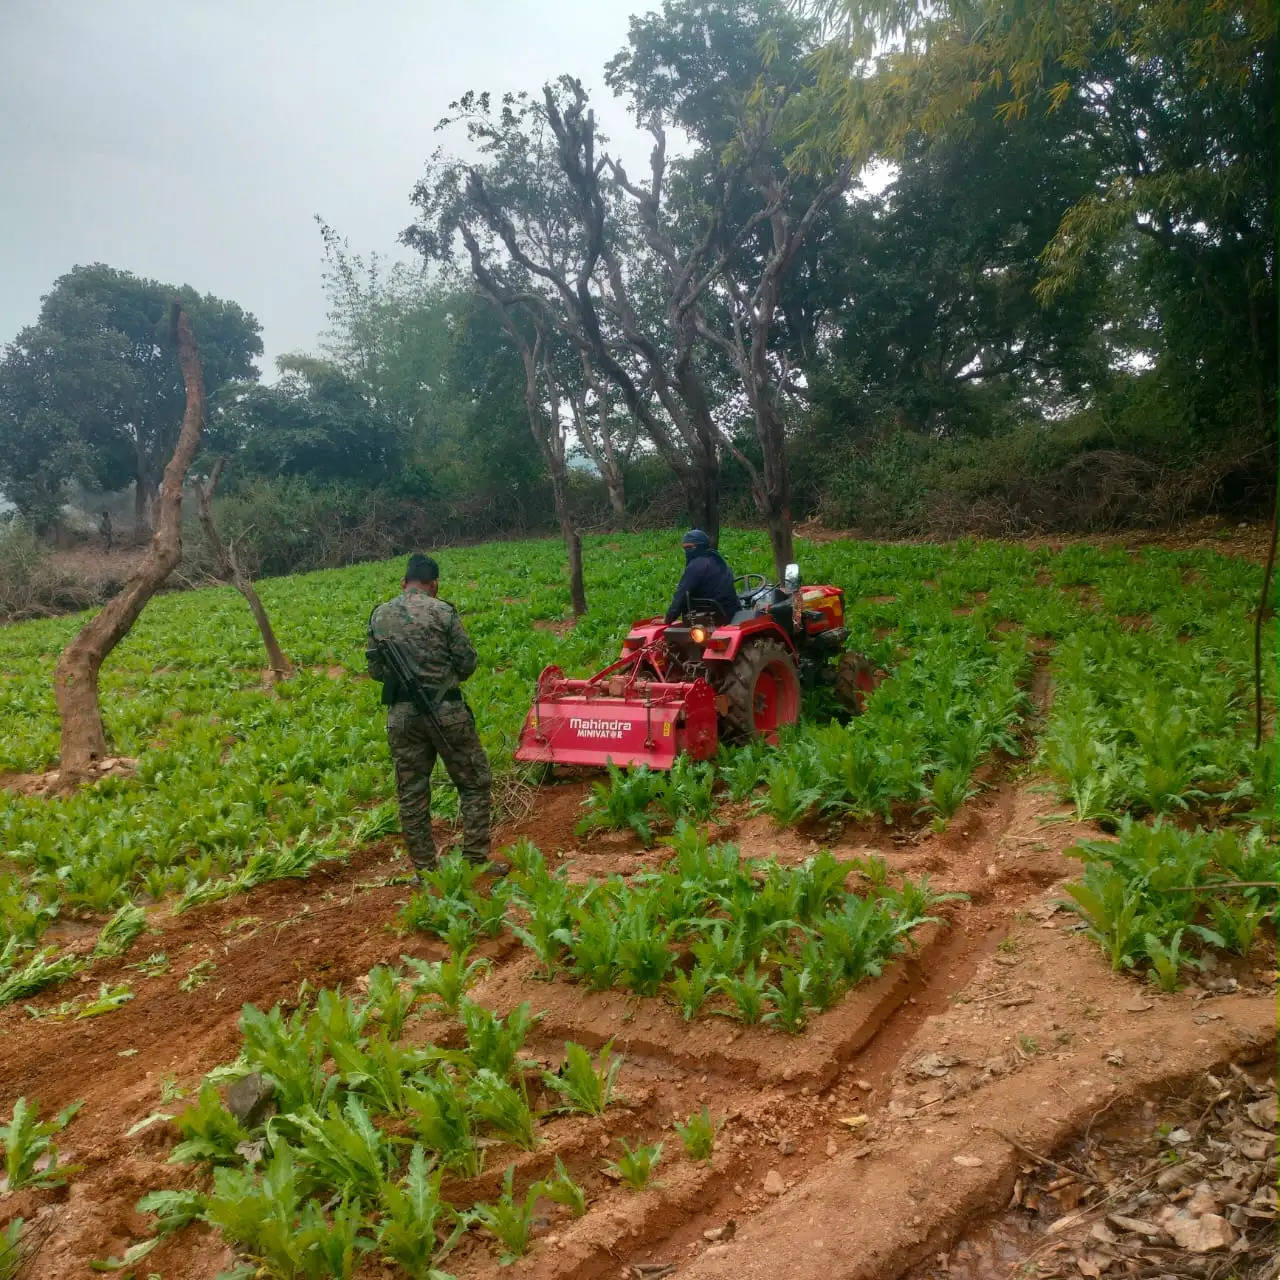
[0,265,261,533]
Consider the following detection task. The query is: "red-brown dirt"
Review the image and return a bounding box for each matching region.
[0,781,1273,1280]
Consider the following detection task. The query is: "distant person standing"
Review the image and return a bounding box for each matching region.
[98,509,114,552]
[365,554,498,882]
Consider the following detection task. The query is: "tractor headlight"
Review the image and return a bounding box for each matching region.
[690,625,707,645]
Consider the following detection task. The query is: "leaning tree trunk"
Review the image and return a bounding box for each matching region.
[54,303,205,781]
[196,458,293,682]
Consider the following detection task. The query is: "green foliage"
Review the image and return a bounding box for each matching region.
[1063,819,1276,981]
[468,1166,540,1262]
[406,1073,482,1177]
[0,942,83,1008]
[667,963,714,1020]
[466,1069,538,1149]
[459,1000,536,1079]
[271,1095,395,1203]
[92,902,147,959]
[204,1144,374,1280]
[543,1040,622,1116]
[375,1145,460,1278]
[0,1218,27,1280]
[718,967,768,1025]
[0,1096,81,1190]
[403,949,490,1013]
[135,1187,207,1235]
[363,965,417,1040]
[0,263,261,531]
[605,1138,663,1191]
[169,1084,250,1166]
[537,1155,587,1217]
[674,1107,717,1161]
[576,763,662,846]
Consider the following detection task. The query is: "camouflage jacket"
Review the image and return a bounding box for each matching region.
[366,588,478,705]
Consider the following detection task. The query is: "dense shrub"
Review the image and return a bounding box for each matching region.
[0,520,100,621]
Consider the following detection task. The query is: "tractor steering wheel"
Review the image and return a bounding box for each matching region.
[734,573,771,597]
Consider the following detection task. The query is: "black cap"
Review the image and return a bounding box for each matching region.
[681,529,711,550]
[405,554,439,583]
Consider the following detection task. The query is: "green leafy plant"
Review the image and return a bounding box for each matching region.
[406,1073,482,1177]
[0,942,83,1007]
[362,964,417,1040]
[667,963,714,1020]
[536,1155,587,1217]
[178,958,217,992]
[543,1040,622,1116]
[1143,930,1193,992]
[764,965,810,1034]
[717,967,768,1025]
[271,1095,394,1201]
[135,1187,207,1235]
[403,949,490,1012]
[467,1069,538,1149]
[674,1107,717,1161]
[468,1166,541,1262]
[459,1000,536,1079]
[376,1144,461,1278]
[1,1096,82,1190]
[575,762,661,846]
[0,1218,28,1280]
[605,1138,663,1191]
[169,1084,250,1166]
[92,902,147,959]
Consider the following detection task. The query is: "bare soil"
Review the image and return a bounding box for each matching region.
[1,777,1273,1280]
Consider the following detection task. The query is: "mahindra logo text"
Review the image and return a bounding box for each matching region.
[568,716,627,740]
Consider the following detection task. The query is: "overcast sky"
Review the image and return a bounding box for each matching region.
[0,0,645,374]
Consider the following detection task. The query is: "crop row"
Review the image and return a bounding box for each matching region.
[111,958,713,1277]
[402,837,953,1030]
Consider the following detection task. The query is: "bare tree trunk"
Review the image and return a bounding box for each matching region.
[556,487,587,617]
[196,458,293,682]
[604,475,626,522]
[1255,501,1277,750]
[55,304,205,781]
[133,467,153,542]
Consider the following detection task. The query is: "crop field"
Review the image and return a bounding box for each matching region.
[0,529,1275,1280]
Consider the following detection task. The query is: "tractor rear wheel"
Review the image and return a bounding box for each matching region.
[834,651,879,715]
[720,640,801,744]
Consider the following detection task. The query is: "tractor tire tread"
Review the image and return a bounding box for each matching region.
[720,639,800,745]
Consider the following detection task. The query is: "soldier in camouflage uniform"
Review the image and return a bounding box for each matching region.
[366,554,495,878]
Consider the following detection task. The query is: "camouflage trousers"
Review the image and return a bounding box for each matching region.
[386,699,492,870]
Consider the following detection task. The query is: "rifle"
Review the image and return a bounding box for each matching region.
[369,633,450,739]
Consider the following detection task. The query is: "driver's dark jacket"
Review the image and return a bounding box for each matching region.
[664,549,739,624]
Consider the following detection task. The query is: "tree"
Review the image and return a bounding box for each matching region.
[210,358,405,485]
[816,0,1276,453]
[195,458,293,682]
[811,90,1113,442]
[54,304,208,781]
[407,85,727,541]
[407,143,591,613]
[0,265,261,536]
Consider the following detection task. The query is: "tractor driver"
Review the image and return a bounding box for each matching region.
[664,529,739,625]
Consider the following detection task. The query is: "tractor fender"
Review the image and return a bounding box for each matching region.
[700,615,797,662]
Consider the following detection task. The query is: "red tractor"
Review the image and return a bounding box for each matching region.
[515,564,879,770]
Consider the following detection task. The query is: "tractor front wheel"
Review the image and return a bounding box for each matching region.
[720,640,801,744]
[834,651,880,716]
